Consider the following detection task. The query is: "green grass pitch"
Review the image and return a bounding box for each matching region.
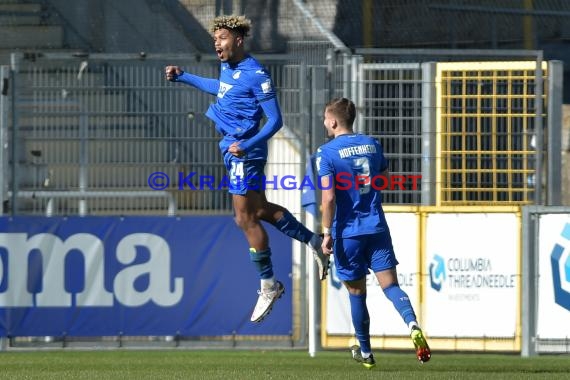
[0,350,569,379]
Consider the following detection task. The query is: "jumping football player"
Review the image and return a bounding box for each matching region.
[165,15,329,323]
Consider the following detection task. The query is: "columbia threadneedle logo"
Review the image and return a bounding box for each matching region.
[551,222,570,311]
[429,254,446,292]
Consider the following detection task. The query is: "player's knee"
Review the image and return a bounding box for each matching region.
[344,280,367,295]
[347,288,366,296]
[233,214,246,229]
[234,212,257,230]
[255,205,276,221]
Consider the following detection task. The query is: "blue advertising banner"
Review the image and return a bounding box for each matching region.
[0,216,292,337]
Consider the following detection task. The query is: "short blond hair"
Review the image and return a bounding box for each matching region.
[210,15,252,37]
[326,98,356,127]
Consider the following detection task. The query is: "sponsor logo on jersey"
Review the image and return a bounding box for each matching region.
[261,80,272,94]
[218,82,233,98]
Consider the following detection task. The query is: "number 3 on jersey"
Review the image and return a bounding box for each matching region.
[353,157,371,195]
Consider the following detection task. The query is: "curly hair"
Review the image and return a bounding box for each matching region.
[209,15,252,37]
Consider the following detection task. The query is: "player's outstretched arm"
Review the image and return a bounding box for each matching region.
[164,65,219,96]
[165,65,183,81]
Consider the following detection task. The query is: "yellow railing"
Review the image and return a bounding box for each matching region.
[435,61,547,205]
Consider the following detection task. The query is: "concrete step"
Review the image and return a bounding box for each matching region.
[51,196,179,215]
[16,71,107,87]
[15,187,181,215]
[28,163,220,189]
[15,164,224,213]
[19,159,221,188]
[0,3,42,12]
[16,93,138,112]
[0,48,76,65]
[0,3,43,25]
[0,49,10,64]
[43,164,176,189]
[17,115,149,129]
[22,139,177,164]
[0,25,63,49]
[0,13,41,25]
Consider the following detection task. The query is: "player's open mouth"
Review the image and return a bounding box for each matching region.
[216,49,223,58]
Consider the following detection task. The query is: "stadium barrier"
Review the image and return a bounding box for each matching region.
[0,51,563,215]
[322,205,570,355]
[0,206,567,354]
[0,50,566,351]
[0,215,294,347]
[521,206,570,356]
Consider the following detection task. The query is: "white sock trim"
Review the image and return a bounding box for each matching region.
[261,277,276,290]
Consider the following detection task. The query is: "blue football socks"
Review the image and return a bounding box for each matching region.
[383,284,417,326]
[348,292,371,354]
[249,248,274,279]
[274,210,314,244]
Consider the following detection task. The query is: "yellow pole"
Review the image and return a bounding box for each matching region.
[363,0,373,47]
[523,0,534,49]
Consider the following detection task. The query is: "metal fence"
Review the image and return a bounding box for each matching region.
[0,48,565,352]
[351,60,424,204]
[437,61,548,204]
[347,48,562,206]
[2,53,315,216]
[0,49,563,217]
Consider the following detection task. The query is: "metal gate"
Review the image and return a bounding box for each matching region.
[349,49,562,207]
[2,53,317,216]
[0,50,563,217]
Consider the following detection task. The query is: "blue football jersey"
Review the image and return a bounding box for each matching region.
[316,133,390,238]
[205,55,276,161]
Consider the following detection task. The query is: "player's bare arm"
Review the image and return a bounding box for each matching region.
[320,175,335,256]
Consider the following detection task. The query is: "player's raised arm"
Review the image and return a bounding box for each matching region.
[164,65,219,96]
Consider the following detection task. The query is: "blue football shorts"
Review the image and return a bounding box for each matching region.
[223,152,266,195]
[333,232,399,281]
